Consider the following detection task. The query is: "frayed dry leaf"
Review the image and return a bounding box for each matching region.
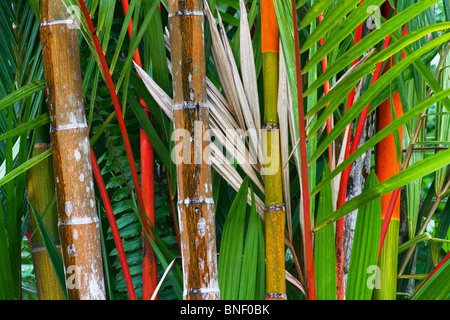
[210,144,265,215]
[285,270,306,296]
[134,62,265,210]
[239,0,261,137]
[204,0,245,128]
[204,1,263,167]
[277,46,292,240]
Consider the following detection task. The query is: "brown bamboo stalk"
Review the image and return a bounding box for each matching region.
[27,126,65,300]
[39,0,106,299]
[168,0,220,300]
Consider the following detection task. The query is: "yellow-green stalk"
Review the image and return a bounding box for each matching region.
[27,125,65,300]
[261,0,286,300]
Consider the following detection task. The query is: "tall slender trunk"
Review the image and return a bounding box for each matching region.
[140,129,158,300]
[120,0,158,300]
[40,0,106,299]
[374,88,403,300]
[27,125,65,300]
[168,0,220,300]
[373,3,404,300]
[261,0,286,300]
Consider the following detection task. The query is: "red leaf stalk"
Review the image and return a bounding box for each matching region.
[291,0,316,300]
[120,0,159,300]
[77,0,144,210]
[91,150,136,300]
[140,120,158,300]
[335,32,392,299]
[317,6,364,299]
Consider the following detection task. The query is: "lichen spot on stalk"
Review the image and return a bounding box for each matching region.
[188,73,194,100]
[80,137,90,155]
[197,217,206,237]
[67,244,76,258]
[65,201,73,216]
[69,112,77,124]
[88,264,106,300]
[74,149,81,162]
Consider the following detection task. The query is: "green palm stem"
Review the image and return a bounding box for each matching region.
[261,0,286,300]
[27,125,65,300]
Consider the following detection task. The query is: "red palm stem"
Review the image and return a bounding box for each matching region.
[291,0,316,300]
[77,0,144,210]
[335,32,392,299]
[91,150,136,300]
[120,0,158,299]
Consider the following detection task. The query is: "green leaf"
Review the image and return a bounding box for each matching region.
[314,148,450,232]
[128,94,171,169]
[305,20,449,96]
[238,186,265,300]
[255,206,266,300]
[97,204,115,300]
[0,204,15,300]
[303,0,387,67]
[115,0,160,90]
[302,0,362,52]
[109,0,137,75]
[0,80,45,112]
[311,87,450,197]
[398,233,450,255]
[346,171,381,300]
[0,112,49,142]
[388,18,450,112]
[218,177,249,300]
[89,111,116,147]
[411,256,450,300]
[28,201,68,299]
[299,0,334,30]
[0,148,52,187]
[398,233,432,255]
[129,191,183,299]
[308,32,450,165]
[314,162,336,300]
[27,0,40,19]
